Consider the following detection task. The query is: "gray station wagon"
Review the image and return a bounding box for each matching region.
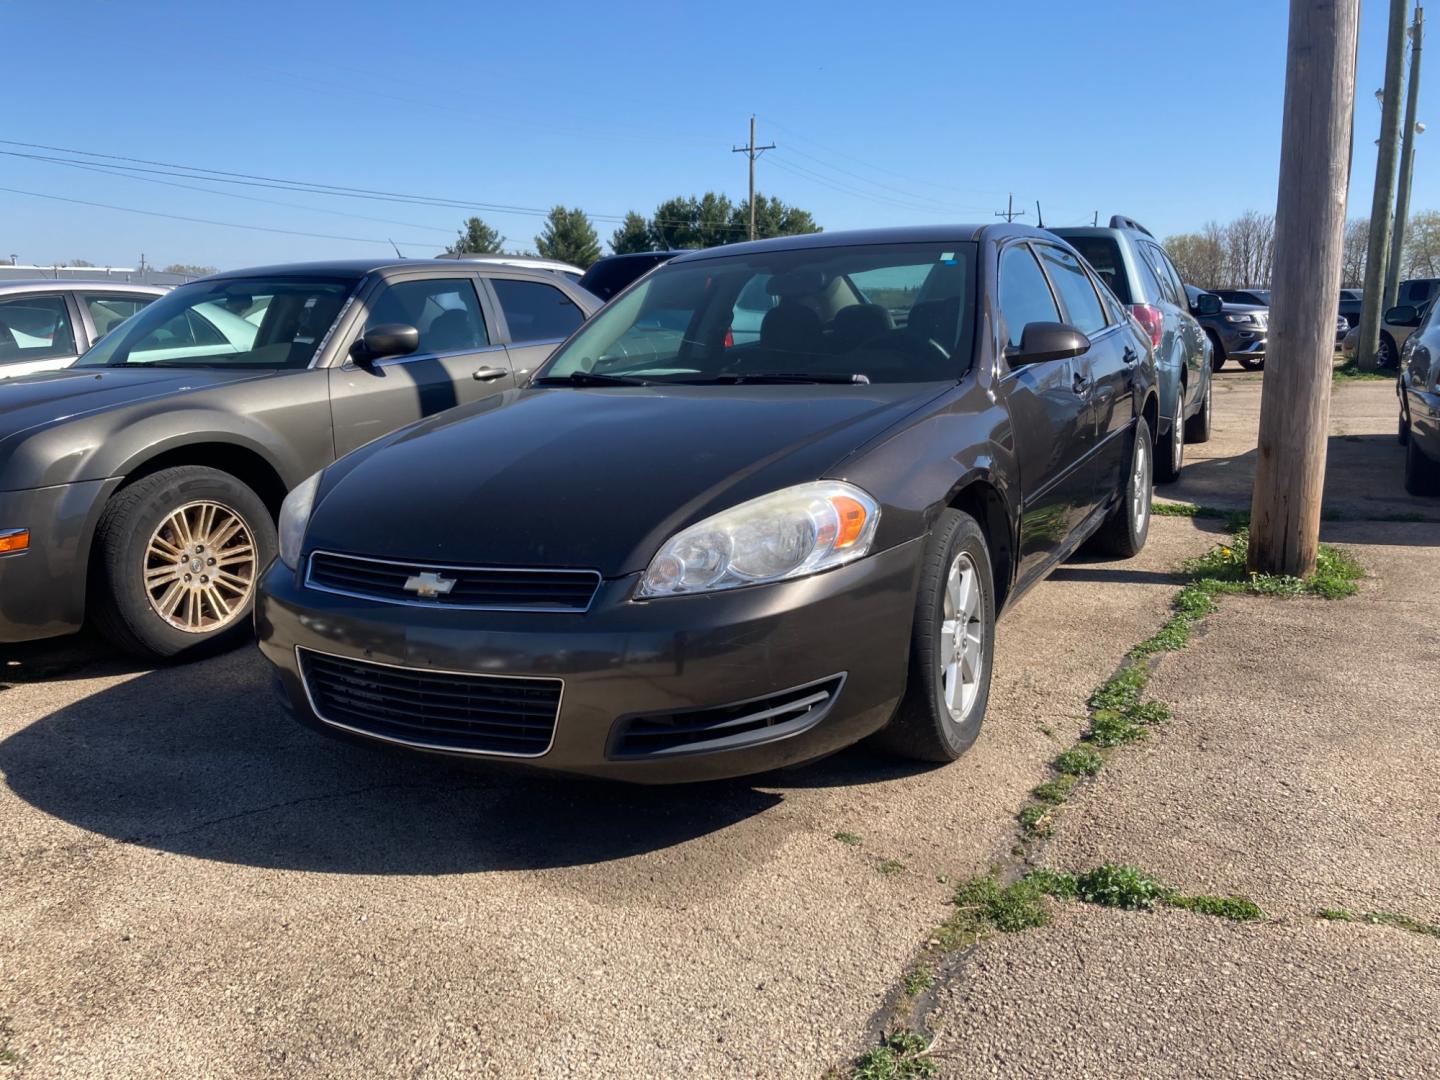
[0,259,599,658]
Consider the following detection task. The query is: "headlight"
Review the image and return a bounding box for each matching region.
[1224,313,1255,324]
[637,481,880,597]
[277,470,323,570]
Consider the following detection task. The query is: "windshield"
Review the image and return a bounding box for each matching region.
[76,276,356,369]
[536,242,976,385]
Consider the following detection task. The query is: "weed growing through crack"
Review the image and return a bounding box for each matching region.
[878,859,906,876]
[1076,864,1171,910]
[1318,908,1355,921]
[1315,907,1438,937]
[1032,774,1078,805]
[1023,868,1078,900]
[1054,746,1103,776]
[1017,803,1056,838]
[902,966,935,997]
[852,1030,937,1080]
[1168,894,1265,921]
[834,831,862,846]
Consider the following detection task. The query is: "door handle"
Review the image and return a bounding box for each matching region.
[473,366,509,382]
[1123,346,1139,365]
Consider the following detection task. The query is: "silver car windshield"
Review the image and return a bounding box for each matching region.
[76,277,355,370]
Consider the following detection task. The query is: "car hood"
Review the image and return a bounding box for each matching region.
[1220,302,1267,315]
[306,383,946,576]
[0,366,274,441]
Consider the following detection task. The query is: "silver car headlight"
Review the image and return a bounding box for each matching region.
[637,480,880,598]
[277,470,323,570]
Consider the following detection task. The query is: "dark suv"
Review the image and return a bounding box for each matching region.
[1186,284,1268,371]
[1053,217,1215,482]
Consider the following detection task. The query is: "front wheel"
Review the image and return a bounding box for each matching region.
[90,466,276,659]
[1404,436,1440,496]
[1206,332,1226,373]
[877,509,995,763]
[1089,416,1153,558]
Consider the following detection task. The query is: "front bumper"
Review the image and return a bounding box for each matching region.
[255,539,924,782]
[1221,328,1266,357]
[0,478,120,644]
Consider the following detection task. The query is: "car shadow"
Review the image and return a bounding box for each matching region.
[0,644,934,875]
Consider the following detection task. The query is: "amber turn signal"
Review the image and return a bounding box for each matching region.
[829,495,869,549]
[0,529,30,554]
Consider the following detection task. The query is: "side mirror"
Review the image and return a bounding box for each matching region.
[352,323,420,365]
[1384,304,1421,327]
[1006,321,1091,366]
[1195,292,1223,317]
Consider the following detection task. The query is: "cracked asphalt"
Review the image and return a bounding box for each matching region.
[2,377,1437,1079]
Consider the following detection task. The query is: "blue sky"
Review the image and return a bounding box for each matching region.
[1,0,1428,270]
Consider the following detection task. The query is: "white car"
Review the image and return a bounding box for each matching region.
[0,281,167,378]
[434,253,584,282]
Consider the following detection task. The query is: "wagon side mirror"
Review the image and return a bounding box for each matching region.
[1006,322,1091,366]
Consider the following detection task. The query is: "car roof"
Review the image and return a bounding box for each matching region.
[0,279,167,296]
[202,258,574,282]
[664,225,1050,264]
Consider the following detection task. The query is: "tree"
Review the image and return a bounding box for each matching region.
[1340,218,1369,287]
[1222,210,1276,287]
[68,259,95,267]
[610,212,652,255]
[446,216,506,255]
[1401,210,1440,277]
[1163,228,1225,289]
[535,206,602,268]
[648,193,741,250]
[733,194,822,241]
[163,263,217,276]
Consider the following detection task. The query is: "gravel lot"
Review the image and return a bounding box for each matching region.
[2,376,1436,1079]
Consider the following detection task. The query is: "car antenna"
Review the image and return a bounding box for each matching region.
[389,238,405,259]
[1035,201,1045,228]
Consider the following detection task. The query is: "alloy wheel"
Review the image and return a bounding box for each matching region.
[939,551,985,724]
[143,500,257,633]
[1132,430,1151,534]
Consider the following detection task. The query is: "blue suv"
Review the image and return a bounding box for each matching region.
[1053,217,1215,482]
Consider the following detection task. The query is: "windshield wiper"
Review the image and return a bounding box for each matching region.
[531,370,653,387]
[687,371,871,385]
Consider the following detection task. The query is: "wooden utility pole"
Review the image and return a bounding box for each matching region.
[1249,0,1360,577]
[1357,0,1409,369]
[731,116,775,242]
[1387,6,1425,305]
[993,194,1026,223]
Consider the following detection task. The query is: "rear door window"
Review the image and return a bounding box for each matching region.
[82,293,157,340]
[0,294,77,364]
[1036,245,1108,335]
[998,245,1062,351]
[1060,236,1131,304]
[491,278,585,343]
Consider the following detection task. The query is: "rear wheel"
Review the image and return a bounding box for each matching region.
[1089,416,1153,558]
[1184,376,1212,443]
[878,509,994,763]
[1404,437,1440,496]
[90,466,276,659]
[1378,333,1399,370]
[1206,331,1226,373]
[1155,390,1184,483]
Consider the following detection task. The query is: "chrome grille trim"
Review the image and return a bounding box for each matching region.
[304,550,602,612]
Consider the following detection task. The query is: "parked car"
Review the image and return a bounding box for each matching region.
[578,251,684,302]
[1214,287,1271,307]
[435,252,585,282]
[1338,287,1363,330]
[1340,298,1432,368]
[0,259,599,658]
[1184,284,1267,371]
[255,225,1159,782]
[1396,299,1440,495]
[0,281,166,379]
[1052,217,1214,483]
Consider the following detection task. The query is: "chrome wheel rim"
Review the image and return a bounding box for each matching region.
[143,501,256,633]
[1172,403,1184,463]
[1132,431,1151,532]
[939,551,985,723]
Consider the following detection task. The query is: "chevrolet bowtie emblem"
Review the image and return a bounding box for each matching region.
[403,571,457,599]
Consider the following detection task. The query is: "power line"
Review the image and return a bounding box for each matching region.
[765,154,984,217]
[763,140,988,213]
[0,186,437,248]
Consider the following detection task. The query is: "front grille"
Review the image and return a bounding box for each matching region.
[298,648,561,756]
[609,675,845,759]
[306,551,600,612]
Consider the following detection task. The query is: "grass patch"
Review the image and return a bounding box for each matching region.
[834,831,862,846]
[1181,529,1362,600]
[1085,708,1149,748]
[1168,894,1265,922]
[1361,911,1440,938]
[878,859,905,876]
[933,874,1053,951]
[1333,359,1394,382]
[1023,868,1078,900]
[1031,774,1078,805]
[1075,864,1170,910]
[1018,803,1057,838]
[852,1030,937,1080]
[902,966,935,997]
[1088,663,1148,712]
[1318,907,1355,921]
[1054,746,1103,776]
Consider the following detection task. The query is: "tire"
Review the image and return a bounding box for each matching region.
[1237,354,1265,371]
[90,466,276,660]
[1184,375,1212,444]
[1206,331,1226,373]
[877,509,995,763]
[1089,416,1153,558]
[1404,436,1440,496]
[1378,333,1399,370]
[1155,390,1184,483]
